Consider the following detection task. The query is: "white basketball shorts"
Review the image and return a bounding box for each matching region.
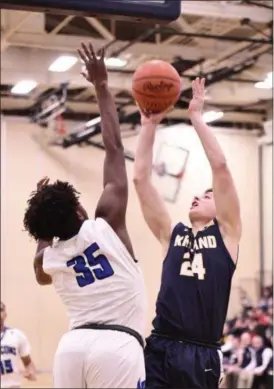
[53,329,145,388]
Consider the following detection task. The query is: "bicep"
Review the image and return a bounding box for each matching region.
[33,250,52,285]
[213,165,241,239]
[134,179,172,244]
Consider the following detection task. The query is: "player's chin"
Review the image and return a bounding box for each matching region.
[189,207,198,218]
[189,205,199,213]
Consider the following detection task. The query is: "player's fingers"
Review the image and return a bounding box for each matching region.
[191,80,197,95]
[200,78,206,93]
[88,42,96,61]
[197,77,204,96]
[161,105,174,117]
[81,43,91,60]
[196,77,201,93]
[77,49,88,65]
[99,47,105,61]
[136,102,146,116]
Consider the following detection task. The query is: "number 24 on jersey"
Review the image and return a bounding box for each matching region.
[67,243,114,287]
[180,252,206,280]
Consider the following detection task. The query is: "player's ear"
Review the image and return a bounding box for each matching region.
[77,204,88,221]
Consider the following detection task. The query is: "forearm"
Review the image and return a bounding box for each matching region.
[189,112,226,170]
[95,82,123,150]
[134,123,157,181]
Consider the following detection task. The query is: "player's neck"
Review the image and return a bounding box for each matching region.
[191,219,211,234]
[0,323,4,332]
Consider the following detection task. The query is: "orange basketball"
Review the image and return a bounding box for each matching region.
[132,60,181,113]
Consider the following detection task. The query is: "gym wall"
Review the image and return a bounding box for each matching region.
[262,142,273,283]
[1,116,261,371]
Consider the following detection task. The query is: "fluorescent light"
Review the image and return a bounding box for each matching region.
[81,57,127,70]
[86,117,101,128]
[11,80,37,95]
[104,57,127,68]
[49,55,78,72]
[203,110,224,123]
[254,81,272,89]
[254,72,273,89]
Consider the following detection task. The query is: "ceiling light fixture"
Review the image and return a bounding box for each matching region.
[11,80,37,95]
[80,57,128,69]
[104,57,128,68]
[49,55,78,72]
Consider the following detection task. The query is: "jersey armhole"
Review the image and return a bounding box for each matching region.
[94,217,138,264]
[162,221,185,261]
[213,218,238,269]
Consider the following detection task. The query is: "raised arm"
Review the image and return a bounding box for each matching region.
[78,43,133,256]
[133,111,172,246]
[188,78,241,243]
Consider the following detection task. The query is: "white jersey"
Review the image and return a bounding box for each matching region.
[43,218,147,338]
[0,327,31,388]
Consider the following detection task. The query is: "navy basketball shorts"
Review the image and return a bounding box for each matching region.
[145,334,224,389]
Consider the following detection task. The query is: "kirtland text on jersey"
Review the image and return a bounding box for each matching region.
[174,234,217,250]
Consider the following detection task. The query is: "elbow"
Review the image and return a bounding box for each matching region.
[36,277,51,286]
[212,158,228,173]
[35,270,52,285]
[133,173,150,188]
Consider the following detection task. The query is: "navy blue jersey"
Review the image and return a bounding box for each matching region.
[152,219,236,343]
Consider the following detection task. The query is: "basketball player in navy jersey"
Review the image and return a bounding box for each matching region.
[133,77,241,388]
[23,43,146,388]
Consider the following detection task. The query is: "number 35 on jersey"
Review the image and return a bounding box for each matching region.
[180,252,206,280]
[67,243,114,287]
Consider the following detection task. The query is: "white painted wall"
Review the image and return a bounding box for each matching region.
[262,142,273,284]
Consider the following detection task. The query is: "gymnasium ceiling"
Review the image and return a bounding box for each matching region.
[1,1,273,130]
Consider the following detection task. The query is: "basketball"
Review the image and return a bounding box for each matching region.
[132,60,181,113]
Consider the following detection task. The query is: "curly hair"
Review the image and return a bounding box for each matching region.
[23,180,83,241]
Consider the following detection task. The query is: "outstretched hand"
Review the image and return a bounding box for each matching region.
[188,77,206,115]
[138,106,173,126]
[78,42,108,88]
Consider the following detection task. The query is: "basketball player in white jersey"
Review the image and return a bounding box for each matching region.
[23,42,147,388]
[1,302,36,388]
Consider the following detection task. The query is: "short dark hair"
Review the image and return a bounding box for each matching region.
[23,180,83,241]
[0,301,5,310]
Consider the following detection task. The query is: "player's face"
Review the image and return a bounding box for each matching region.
[0,303,6,325]
[189,191,216,223]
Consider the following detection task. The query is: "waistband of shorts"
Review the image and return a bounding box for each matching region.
[73,323,144,349]
[151,329,221,349]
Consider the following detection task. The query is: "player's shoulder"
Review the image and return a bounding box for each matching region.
[79,217,108,233]
[171,221,190,234]
[5,327,27,340]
